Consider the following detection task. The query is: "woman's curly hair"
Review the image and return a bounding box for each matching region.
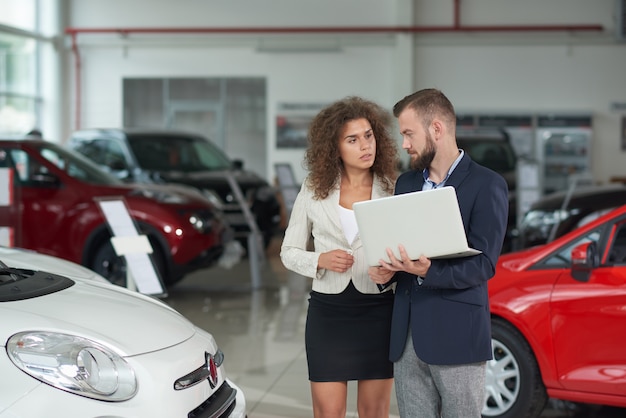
[304,96,399,200]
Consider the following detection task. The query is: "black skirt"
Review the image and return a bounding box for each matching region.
[305,280,394,382]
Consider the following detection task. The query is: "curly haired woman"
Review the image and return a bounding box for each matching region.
[281,96,399,418]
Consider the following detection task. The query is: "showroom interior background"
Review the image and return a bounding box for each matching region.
[1,0,625,189]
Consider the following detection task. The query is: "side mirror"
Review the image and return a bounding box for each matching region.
[570,241,599,282]
[31,172,60,187]
[106,160,132,181]
[232,159,244,170]
[108,159,127,171]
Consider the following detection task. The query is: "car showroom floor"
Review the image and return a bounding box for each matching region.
[163,236,625,418]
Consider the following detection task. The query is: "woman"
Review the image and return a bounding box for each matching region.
[280,96,399,418]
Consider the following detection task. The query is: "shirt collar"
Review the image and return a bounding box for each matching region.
[422,149,464,190]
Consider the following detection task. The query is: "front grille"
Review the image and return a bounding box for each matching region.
[188,381,237,418]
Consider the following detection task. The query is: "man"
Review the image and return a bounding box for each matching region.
[369,88,508,417]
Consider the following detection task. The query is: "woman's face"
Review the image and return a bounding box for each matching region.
[338,118,376,171]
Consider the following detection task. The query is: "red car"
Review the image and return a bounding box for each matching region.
[0,139,229,287]
[485,204,626,417]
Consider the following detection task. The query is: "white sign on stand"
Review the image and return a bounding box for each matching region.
[96,198,166,297]
[0,168,14,247]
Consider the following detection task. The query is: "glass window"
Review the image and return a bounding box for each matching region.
[73,140,107,166]
[123,77,266,149]
[8,149,48,185]
[104,141,128,169]
[38,144,122,185]
[607,223,626,264]
[0,33,38,134]
[127,134,232,171]
[0,33,37,94]
[0,0,37,32]
[540,229,601,267]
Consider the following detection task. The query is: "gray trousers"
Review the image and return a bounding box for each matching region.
[394,330,486,418]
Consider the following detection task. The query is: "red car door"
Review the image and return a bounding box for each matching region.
[6,147,90,263]
[550,221,626,396]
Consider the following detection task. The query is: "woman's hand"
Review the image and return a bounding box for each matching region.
[318,249,354,273]
[368,266,394,285]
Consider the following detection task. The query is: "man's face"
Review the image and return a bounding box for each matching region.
[398,108,436,171]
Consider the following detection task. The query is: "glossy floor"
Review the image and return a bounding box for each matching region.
[163,237,625,418]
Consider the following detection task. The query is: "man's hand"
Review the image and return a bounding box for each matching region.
[378,244,431,276]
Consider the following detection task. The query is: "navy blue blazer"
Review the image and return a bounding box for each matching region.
[388,153,508,365]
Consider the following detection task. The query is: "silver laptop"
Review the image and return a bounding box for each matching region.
[353,186,481,266]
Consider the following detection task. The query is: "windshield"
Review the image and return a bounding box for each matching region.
[458,140,516,173]
[127,134,232,172]
[34,142,123,185]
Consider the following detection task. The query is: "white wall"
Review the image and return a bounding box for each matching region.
[64,0,626,185]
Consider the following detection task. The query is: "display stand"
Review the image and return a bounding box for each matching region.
[225,172,265,289]
[96,198,166,297]
[547,172,594,242]
[274,162,300,219]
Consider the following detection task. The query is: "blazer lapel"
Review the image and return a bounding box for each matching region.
[445,152,472,189]
[319,176,389,249]
[370,175,387,200]
[319,185,346,242]
[352,175,386,249]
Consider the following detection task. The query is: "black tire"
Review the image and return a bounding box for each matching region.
[90,238,169,288]
[483,319,548,418]
[90,240,128,287]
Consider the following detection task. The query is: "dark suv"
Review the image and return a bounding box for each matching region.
[518,183,626,249]
[456,128,518,252]
[68,128,281,250]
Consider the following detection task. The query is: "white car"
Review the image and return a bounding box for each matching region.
[0,246,246,417]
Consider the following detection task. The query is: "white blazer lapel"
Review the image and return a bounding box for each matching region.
[352,175,387,249]
[319,185,347,243]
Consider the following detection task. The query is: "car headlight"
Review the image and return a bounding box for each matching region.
[184,209,222,234]
[201,189,225,210]
[188,213,209,233]
[7,331,137,401]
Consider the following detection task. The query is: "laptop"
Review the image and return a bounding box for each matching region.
[353,186,481,266]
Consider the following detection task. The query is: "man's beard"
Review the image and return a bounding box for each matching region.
[410,134,436,171]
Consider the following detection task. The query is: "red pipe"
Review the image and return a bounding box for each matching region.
[454,0,461,29]
[65,24,603,35]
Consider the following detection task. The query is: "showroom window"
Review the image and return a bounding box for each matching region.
[123,77,267,177]
[0,0,43,136]
[123,77,266,150]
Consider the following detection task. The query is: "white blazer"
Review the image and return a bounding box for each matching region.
[280,175,393,294]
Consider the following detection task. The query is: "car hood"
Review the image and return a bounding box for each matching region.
[0,278,196,355]
[0,246,109,283]
[85,180,219,208]
[496,233,572,273]
[155,168,268,189]
[496,247,543,273]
